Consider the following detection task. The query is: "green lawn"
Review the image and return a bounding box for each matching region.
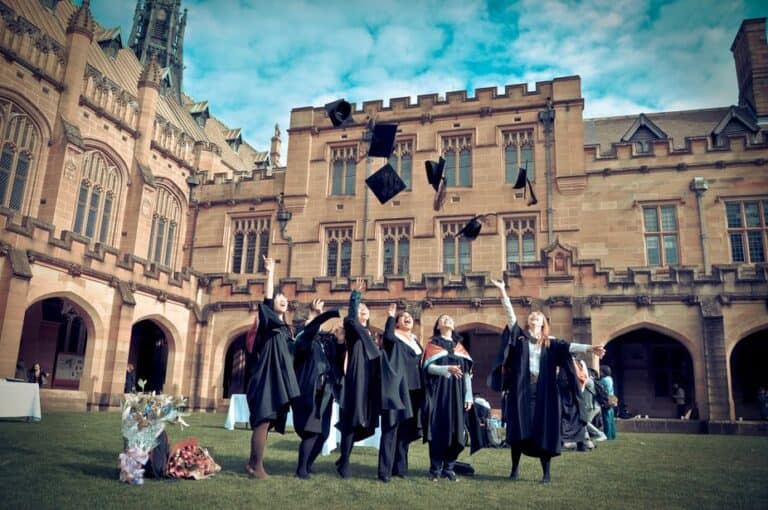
[1,412,766,510]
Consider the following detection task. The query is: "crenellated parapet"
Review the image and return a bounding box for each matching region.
[0,211,208,310]
[0,3,65,87]
[290,77,583,130]
[584,133,768,173]
[81,64,139,134]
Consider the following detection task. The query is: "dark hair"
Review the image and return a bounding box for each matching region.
[600,365,612,377]
[395,311,411,326]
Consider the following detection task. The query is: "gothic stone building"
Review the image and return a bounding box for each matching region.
[0,1,767,422]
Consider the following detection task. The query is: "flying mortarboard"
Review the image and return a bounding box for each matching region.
[457,213,498,241]
[425,157,447,211]
[513,165,538,206]
[365,163,407,204]
[368,123,398,158]
[325,99,353,127]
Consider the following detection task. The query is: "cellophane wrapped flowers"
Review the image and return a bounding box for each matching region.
[119,392,189,484]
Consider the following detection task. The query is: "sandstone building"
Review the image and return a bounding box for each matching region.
[0,0,766,422]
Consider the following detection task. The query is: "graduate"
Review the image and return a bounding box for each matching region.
[490,279,605,483]
[244,256,300,480]
[335,278,382,479]
[292,299,345,479]
[378,303,423,482]
[422,314,473,482]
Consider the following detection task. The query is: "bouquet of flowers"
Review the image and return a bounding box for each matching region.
[166,438,221,480]
[119,391,189,484]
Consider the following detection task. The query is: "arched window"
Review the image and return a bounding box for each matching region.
[147,185,181,267]
[0,99,40,212]
[230,217,270,273]
[73,151,121,244]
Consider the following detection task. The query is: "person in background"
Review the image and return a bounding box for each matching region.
[758,388,768,421]
[124,363,137,393]
[672,383,686,419]
[27,362,47,387]
[599,365,616,440]
[491,279,605,483]
[582,362,607,445]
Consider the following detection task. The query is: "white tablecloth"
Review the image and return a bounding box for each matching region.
[0,380,41,421]
[224,394,380,455]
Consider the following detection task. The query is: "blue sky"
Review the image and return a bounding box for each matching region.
[87,0,766,157]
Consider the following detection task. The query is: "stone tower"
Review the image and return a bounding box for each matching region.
[128,0,187,104]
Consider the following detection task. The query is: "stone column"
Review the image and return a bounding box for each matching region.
[699,297,731,420]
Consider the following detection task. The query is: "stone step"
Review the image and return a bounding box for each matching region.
[40,389,87,412]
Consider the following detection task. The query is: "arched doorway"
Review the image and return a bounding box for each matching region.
[457,324,502,408]
[223,334,248,398]
[730,328,768,420]
[17,298,88,389]
[603,328,694,418]
[128,320,168,393]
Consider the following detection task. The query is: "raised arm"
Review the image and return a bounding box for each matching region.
[347,278,365,319]
[491,278,516,328]
[382,303,397,353]
[263,256,275,300]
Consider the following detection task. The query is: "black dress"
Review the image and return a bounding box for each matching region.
[337,290,382,442]
[422,336,473,475]
[500,323,574,458]
[378,317,423,478]
[245,298,300,432]
[292,310,345,439]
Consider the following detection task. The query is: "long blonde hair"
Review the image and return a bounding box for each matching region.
[527,311,551,348]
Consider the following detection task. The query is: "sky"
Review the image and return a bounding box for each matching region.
[86,0,767,157]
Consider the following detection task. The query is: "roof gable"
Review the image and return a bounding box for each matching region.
[620,113,668,142]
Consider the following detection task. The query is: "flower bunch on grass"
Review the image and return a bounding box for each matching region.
[119,392,189,484]
[166,438,221,480]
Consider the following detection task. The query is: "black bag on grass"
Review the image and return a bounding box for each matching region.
[145,431,170,478]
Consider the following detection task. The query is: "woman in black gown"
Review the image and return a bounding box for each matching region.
[292,299,345,479]
[378,303,423,482]
[422,314,473,482]
[244,256,300,479]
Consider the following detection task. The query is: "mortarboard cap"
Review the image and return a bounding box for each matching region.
[325,99,353,127]
[458,215,484,241]
[365,163,407,204]
[513,167,527,189]
[425,157,446,192]
[368,123,398,158]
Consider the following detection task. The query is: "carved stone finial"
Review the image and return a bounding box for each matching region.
[67,0,95,40]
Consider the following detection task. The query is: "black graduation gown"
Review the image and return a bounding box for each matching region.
[499,323,572,457]
[380,317,422,441]
[292,310,345,439]
[337,290,382,441]
[558,364,587,443]
[422,337,473,458]
[466,400,492,454]
[245,298,300,432]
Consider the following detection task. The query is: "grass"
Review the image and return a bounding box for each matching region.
[0,412,767,510]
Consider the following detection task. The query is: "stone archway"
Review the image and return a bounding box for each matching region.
[17,297,91,390]
[456,323,503,408]
[128,320,169,393]
[223,334,248,398]
[604,327,695,418]
[729,328,768,420]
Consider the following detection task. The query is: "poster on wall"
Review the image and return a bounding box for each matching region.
[54,353,83,388]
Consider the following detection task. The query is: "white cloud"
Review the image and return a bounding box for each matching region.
[88,0,757,161]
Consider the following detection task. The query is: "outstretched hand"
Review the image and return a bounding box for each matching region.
[388,303,397,317]
[490,278,507,294]
[591,344,606,358]
[310,298,324,314]
[262,255,275,273]
[353,277,366,292]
